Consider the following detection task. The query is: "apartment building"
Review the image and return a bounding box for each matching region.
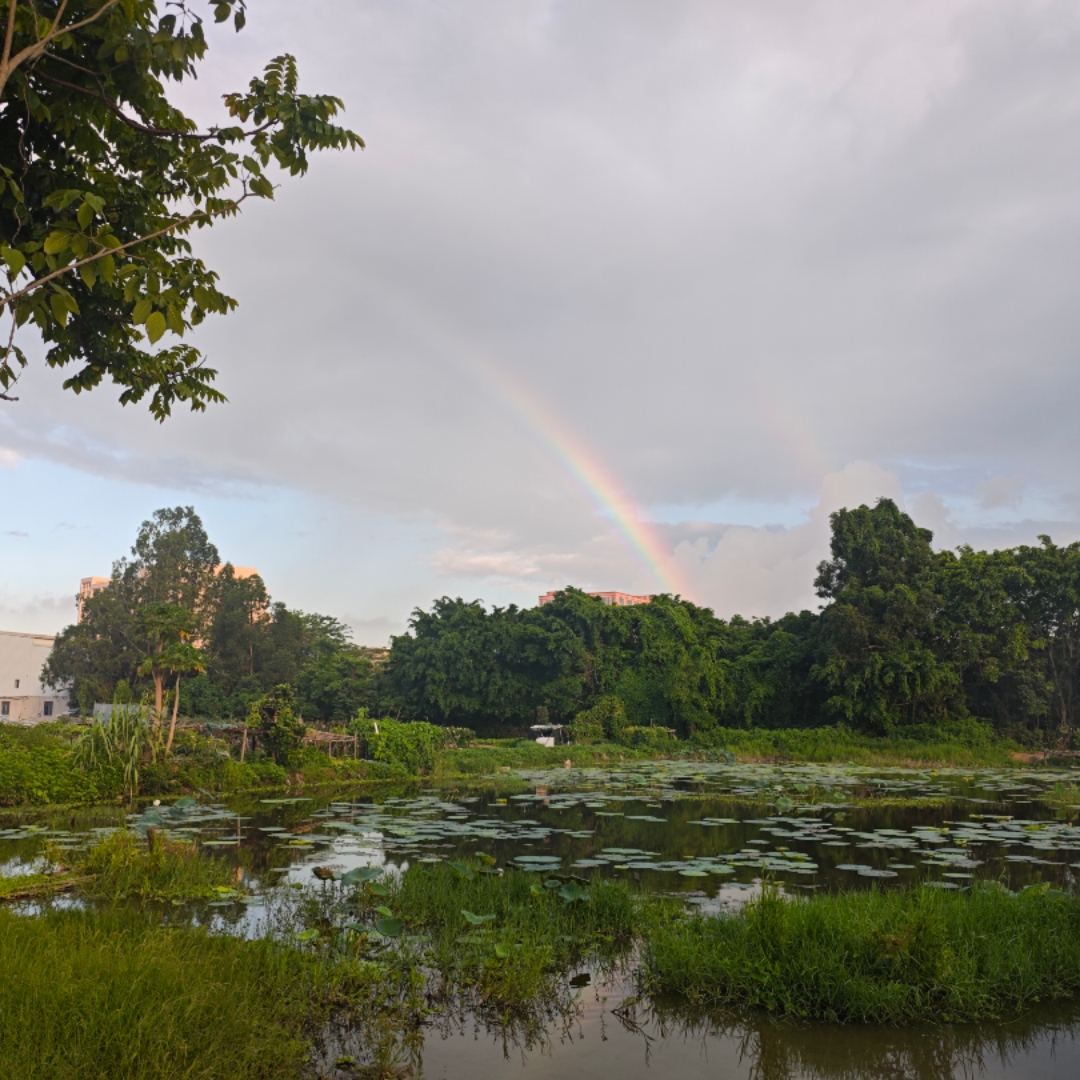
[77,566,261,623]
[0,630,69,723]
[537,590,654,607]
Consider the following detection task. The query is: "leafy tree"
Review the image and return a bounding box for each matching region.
[0,0,362,414]
[812,499,961,733]
[135,601,194,718]
[295,648,374,724]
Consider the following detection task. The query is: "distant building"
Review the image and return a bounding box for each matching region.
[77,576,110,622]
[538,590,653,608]
[0,630,69,723]
[77,566,261,623]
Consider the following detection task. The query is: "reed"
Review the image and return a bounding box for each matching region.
[641,882,1080,1023]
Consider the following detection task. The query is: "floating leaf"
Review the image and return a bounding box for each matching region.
[375,917,404,938]
[462,910,496,926]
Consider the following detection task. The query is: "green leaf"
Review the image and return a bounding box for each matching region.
[145,310,167,343]
[43,232,70,255]
[557,882,588,904]
[448,861,475,880]
[166,304,184,334]
[77,202,94,230]
[374,917,403,939]
[49,293,68,325]
[79,262,97,289]
[114,44,128,62]
[494,943,510,959]
[295,928,320,943]
[83,193,105,213]
[461,910,496,926]
[249,175,275,199]
[214,4,230,22]
[1,248,26,276]
[375,905,393,917]
[366,882,391,896]
[131,298,153,324]
[340,866,382,887]
[99,254,115,284]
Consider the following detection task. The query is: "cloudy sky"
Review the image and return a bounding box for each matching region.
[2,0,1079,641]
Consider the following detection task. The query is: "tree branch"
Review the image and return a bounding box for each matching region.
[0,191,252,311]
[0,0,121,101]
[33,68,277,142]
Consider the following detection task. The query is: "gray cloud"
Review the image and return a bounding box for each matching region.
[4,0,1080,623]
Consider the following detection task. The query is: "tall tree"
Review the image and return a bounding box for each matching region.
[0,1,362,414]
[813,499,959,732]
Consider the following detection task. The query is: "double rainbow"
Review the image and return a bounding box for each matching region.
[472,356,691,599]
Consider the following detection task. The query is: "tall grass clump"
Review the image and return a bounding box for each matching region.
[78,829,234,901]
[642,883,1080,1023]
[0,907,321,1080]
[357,862,658,1009]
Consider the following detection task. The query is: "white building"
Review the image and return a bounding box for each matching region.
[0,630,70,723]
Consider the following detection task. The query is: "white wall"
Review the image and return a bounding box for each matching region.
[0,630,69,723]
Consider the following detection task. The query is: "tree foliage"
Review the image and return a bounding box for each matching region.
[382,500,1080,744]
[0,0,362,414]
[43,506,375,723]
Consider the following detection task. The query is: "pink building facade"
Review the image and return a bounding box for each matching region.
[537,590,653,608]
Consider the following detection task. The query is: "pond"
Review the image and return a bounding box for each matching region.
[3,760,1080,1077]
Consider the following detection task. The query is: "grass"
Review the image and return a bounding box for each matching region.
[690,724,1020,767]
[0,907,326,1080]
[76,829,237,901]
[641,882,1080,1023]
[434,739,654,777]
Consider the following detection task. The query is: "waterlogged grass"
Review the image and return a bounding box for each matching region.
[434,739,654,777]
[690,725,1020,767]
[386,862,655,1007]
[642,883,1080,1023]
[78,829,236,901]
[0,908,324,1080]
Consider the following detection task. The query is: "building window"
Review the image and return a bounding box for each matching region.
[44,701,54,717]
[14,679,18,688]
[1,702,9,716]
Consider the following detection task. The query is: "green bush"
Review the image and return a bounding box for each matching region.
[571,696,627,743]
[0,737,121,806]
[623,725,677,750]
[348,716,447,775]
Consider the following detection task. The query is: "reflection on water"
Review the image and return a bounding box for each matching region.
[417,979,1080,1080]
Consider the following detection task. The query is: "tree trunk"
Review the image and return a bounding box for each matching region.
[153,672,164,723]
[166,675,182,754]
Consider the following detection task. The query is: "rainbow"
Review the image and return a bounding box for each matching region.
[469,356,692,598]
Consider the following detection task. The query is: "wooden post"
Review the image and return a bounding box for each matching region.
[240,726,247,763]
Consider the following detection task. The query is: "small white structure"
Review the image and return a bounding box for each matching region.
[530,723,565,747]
[0,630,69,723]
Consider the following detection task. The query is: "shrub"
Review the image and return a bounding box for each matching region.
[623,725,677,750]
[571,696,627,743]
[348,716,447,775]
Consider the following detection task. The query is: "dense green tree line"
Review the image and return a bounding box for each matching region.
[44,499,1080,743]
[381,499,1080,742]
[45,508,376,723]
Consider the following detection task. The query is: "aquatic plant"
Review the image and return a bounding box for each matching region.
[641,882,1080,1023]
[78,828,235,902]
